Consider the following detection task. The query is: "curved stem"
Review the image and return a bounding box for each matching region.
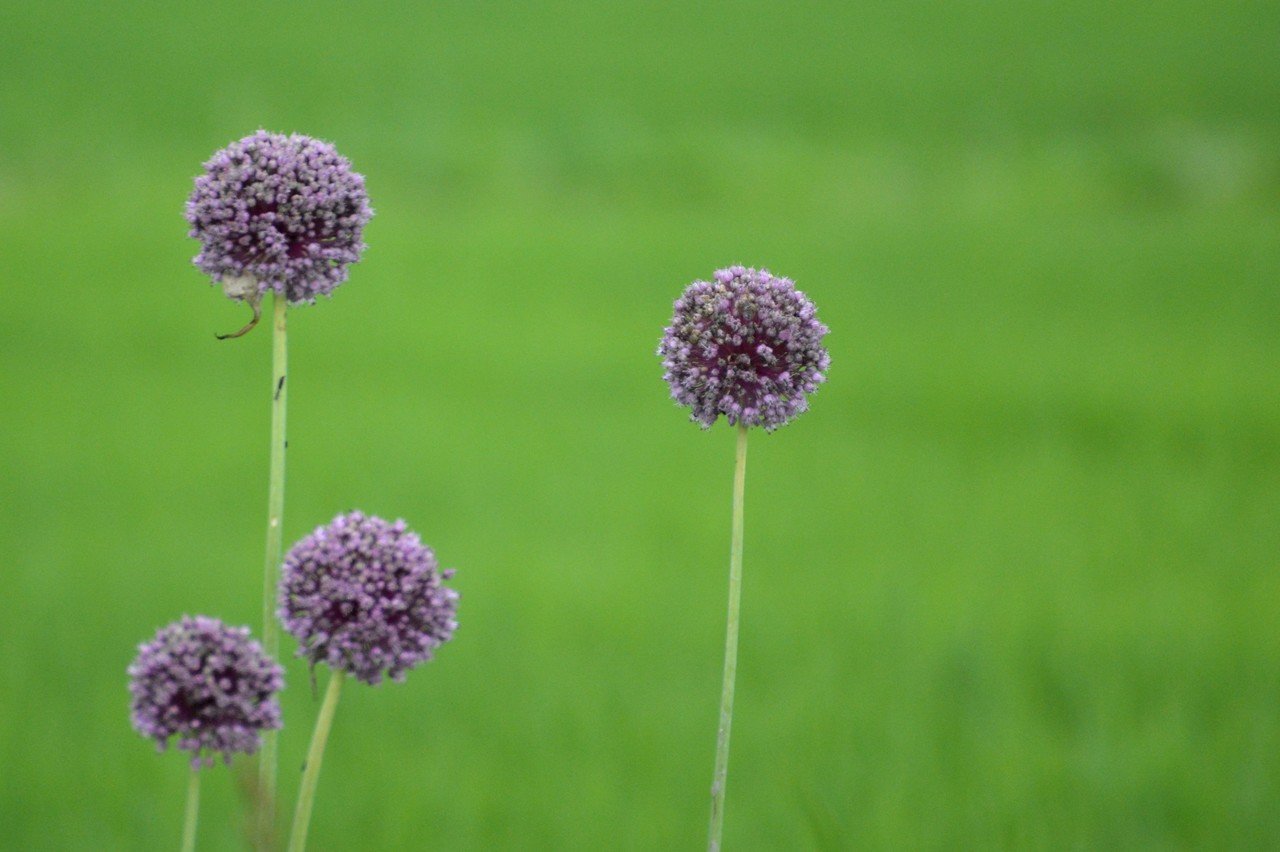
[289,669,345,852]
[258,290,288,844]
[182,766,201,852]
[708,423,749,851]
[215,298,263,340]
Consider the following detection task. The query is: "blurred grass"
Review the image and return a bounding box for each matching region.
[2,0,1279,848]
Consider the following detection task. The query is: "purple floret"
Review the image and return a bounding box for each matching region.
[659,266,831,431]
[128,616,283,768]
[185,130,373,304]
[279,511,458,686]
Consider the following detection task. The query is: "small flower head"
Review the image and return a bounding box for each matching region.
[128,616,283,768]
[659,266,831,431]
[185,130,373,304]
[279,511,458,685]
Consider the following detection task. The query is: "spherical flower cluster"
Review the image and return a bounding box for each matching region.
[279,511,458,685]
[185,130,373,304]
[128,616,284,768]
[659,266,830,431]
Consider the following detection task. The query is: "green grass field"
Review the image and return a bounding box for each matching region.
[2,1,1278,848]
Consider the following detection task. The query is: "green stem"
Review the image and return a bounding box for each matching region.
[708,423,749,852]
[181,766,201,852]
[289,669,345,852]
[259,290,288,844]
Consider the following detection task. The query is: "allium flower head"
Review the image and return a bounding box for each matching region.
[185,130,373,304]
[279,511,458,685]
[659,266,831,431]
[128,616,284,768]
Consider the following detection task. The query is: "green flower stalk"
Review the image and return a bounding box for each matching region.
[182,766,200,852]
[709,422,749,848]
[258,288,288,834]
[289,669,344,852]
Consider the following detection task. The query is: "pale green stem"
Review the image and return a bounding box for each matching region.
[289,669,345,852]
[708,423,749,851]
[259,290,288,844]
[181,766,200,852]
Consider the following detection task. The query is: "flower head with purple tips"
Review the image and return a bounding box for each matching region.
[659,266,830,431]
[185,130,373,304]
[279,511,458,685]
[128,616,283,768]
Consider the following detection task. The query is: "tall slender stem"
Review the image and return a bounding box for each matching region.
[708,422,749,851]
[182,766,201,852]
[259,290,288,844]
[289,669,345,852]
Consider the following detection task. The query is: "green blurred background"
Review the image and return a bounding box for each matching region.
[2,1,1278,848]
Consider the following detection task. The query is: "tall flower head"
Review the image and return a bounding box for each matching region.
[279,511,458,685]
[185,130,373,304]
[659,266,831,431]
[128,616,284,768]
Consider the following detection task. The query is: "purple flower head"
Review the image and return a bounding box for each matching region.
[659,266,831,431]
[279,511,458,686]
[185,130,373,304]
[128,616,284,768]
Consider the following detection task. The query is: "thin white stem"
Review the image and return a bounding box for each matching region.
[708,422,749,851]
